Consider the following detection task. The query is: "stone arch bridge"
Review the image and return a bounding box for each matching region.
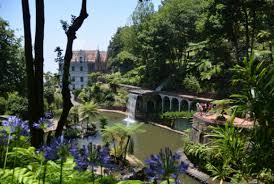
[127,88,214,118]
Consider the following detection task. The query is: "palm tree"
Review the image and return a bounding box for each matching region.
[102,123,145,161]
[99,117,108,130]
[79,102,99,132]
[68,105,79,126]
[53,90,63,109]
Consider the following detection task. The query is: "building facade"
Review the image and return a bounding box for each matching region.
[59,50,107,90]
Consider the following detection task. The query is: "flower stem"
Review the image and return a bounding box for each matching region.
[12,138,18,183]
[59,159,64,184]
[92,165,95,184]
[38,159,44,184]
[43,161,47,184]
[3,131,11,171]
[100,165,103,181]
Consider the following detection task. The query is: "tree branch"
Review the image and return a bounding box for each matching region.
[56,0,88,137]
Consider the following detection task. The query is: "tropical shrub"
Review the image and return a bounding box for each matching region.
[5,92,28,118]
[161,111,194,128]
[100,117,108,130]
[229,55,274,181]
[0,97,6,115]
[72,88,82,99]
[88,72,105,84]
[183,140,209,172]
[184,115,249,183]
[161,111,194,120]
[182,75,202,94]
[102,123,144,160]
[120,66,145,86]
[77,82,128,108]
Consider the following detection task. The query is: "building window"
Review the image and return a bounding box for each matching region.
[72,66,75,71]
[80,66,83,71]
[72,84,75,90]
[81,85,84,89]
[80,77,84,82]
[71,76,75,82]
[80,56,83,63]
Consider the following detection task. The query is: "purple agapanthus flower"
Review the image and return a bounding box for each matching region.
[43,136,70,161]
[33,112,54,130]
[45,111,54,119]
[70,144,89,171]
[2,116,29,136]
[70,143,112,171]
[144,147,188,184]
[33,117,53,130]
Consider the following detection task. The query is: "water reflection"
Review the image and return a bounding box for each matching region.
[77,111,200,184]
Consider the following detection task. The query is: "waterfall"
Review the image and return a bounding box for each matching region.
[124,93,138,124]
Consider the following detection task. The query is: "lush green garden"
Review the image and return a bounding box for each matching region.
[1,0,274,183]
[75,73,128,108]
[0,114,189,184]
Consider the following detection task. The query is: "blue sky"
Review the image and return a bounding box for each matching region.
[0,0,161,72]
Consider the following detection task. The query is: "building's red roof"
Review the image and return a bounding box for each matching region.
[71,50,107,62]
[193,113,254,128]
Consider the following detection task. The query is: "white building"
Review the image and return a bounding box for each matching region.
[59,49,107,90]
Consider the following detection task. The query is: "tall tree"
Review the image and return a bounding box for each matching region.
[21,0,44,147]
[56,0,88,137]
[0,18,26,96]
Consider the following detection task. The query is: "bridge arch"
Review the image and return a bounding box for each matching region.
[147,100,155,113]
[155,95,162,113]
[180,99,189,111]
[171,98,179,111]
[163,96,170,112]
[136,96,143,113]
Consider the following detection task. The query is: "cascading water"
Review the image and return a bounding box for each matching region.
[124,93,138,124]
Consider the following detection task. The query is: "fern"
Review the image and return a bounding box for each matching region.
[0,167,40,184]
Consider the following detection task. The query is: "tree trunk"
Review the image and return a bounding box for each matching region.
[113,137,117,161]
[34,0,45,146]
[269,41,273,62]
[250,8,256,54]
[242,2,250,61]
[21,0,44,147]
[34,0,45,119]
[231,26,240,63]
[56,0,88,137]
[123,135,131,160]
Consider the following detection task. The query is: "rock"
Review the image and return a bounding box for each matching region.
[128,168,146,181]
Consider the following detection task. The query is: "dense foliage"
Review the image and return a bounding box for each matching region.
[161,111,194,121]
[76,73,128,108]
[0,18,26,96]
[107,0,274,98]
[184,55,274,183]
[0,18,28,118]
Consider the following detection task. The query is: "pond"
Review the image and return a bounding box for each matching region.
[78,111,200,184]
